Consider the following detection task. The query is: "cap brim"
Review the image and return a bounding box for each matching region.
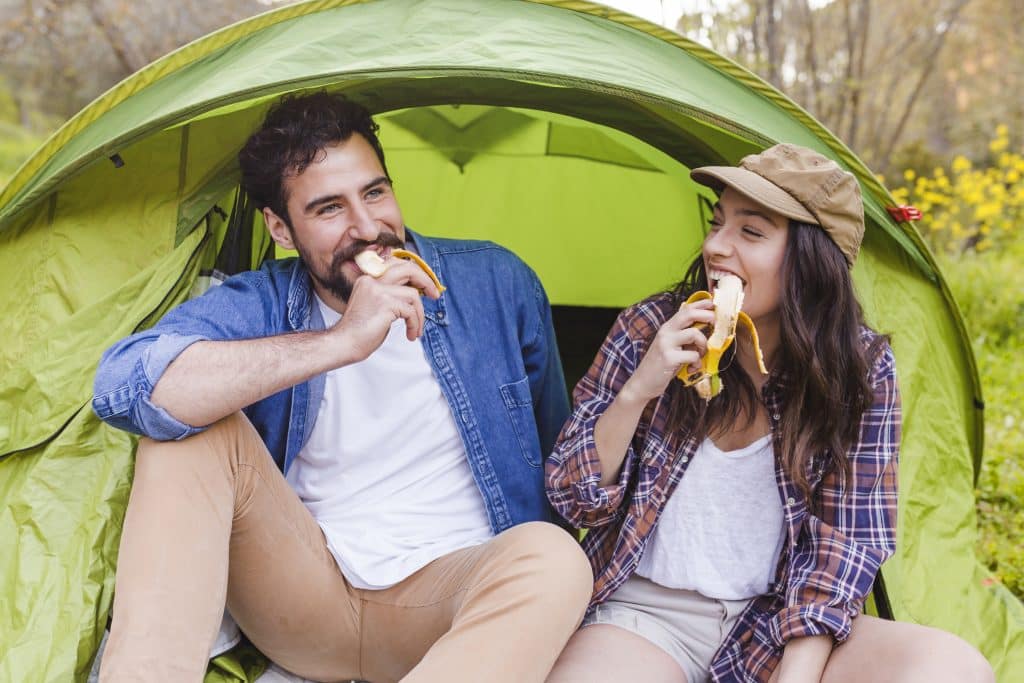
[691,166,816,225]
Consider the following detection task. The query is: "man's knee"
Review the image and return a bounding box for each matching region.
[137,412,254,457]
[494,522,593,609]
[134,412,266,483]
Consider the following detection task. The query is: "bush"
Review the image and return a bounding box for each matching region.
[890,127,1024,600]
[939,245,1024,599]
[890,125,1024,256]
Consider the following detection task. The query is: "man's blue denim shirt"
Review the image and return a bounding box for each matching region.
[92,229,570,532]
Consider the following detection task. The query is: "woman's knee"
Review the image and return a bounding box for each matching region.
[889,625,994,683]
[928,632,995,683]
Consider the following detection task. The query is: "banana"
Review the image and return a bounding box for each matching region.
[354,248,447,293]
[675,274,767,400]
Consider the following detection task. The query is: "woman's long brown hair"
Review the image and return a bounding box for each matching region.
[664,221,888,501]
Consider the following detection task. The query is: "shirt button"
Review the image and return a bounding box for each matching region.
[773,413,781,421]
[786,497,796,506]
[681,455,690,463]
[436,311,445,320]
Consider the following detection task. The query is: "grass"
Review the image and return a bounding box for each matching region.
[939,245,1024,599]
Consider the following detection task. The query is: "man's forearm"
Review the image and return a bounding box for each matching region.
[150,331,347,427]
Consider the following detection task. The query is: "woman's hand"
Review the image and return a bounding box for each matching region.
[621,299,715,404]
[770,635,832,683]
[592,299,715,487]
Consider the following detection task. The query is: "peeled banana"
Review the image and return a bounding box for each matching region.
[675,274,767,400]
[354,248,447,293]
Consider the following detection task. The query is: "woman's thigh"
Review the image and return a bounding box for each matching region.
[768,615,994,683]
[547,624,688,683]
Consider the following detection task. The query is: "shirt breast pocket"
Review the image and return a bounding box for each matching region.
[499,376,542,468]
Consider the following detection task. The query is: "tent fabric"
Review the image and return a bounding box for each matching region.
[0,0,1018,680]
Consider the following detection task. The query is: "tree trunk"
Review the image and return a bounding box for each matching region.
[881,0,970,163]
[749,1,763,73]
[85,1,144,75]
[846,0,871,151]
[765,0,779,86]
[834,0,857,142]
[800,0,822,117]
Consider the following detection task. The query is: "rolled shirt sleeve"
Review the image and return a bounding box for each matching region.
[92,332,209,440]
[91,268,281,440]
[546,306,650,528]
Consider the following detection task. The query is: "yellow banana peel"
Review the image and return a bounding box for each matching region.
[675,274,768,400]
[354,248,447,293]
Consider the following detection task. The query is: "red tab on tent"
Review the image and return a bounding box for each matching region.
[887,205,922,222]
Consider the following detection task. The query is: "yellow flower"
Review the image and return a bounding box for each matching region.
[975,203,999,221]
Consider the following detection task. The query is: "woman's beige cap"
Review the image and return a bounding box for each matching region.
[690,143,864,266]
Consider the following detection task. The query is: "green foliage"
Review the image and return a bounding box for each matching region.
[888,139,946,184]
[938,242,1024,599]
[890,126,1024,256]
[890,126,1024,599]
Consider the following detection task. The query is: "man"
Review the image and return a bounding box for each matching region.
[92,92,591,682]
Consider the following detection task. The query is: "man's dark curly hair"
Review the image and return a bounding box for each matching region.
[238,91,389,226]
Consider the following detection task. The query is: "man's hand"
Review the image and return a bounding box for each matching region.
[331,258,442,363]
[150,259,441,428]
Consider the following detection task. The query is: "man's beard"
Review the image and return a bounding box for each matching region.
[301,231,405,302]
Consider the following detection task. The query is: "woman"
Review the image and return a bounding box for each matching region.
[545,144,994,683]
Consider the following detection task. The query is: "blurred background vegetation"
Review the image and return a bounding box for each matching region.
[1,0,1020,597]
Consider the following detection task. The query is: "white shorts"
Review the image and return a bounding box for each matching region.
[581,574,750,683]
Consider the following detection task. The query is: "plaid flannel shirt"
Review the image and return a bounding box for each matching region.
[546,293,900,682]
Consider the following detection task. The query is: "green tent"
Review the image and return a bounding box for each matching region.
[1,0,1020,680]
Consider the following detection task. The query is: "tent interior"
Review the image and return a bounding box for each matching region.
[201,97,726,390]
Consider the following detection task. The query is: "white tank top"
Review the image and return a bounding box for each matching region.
[285,296,493,590]
[636,435,786,600]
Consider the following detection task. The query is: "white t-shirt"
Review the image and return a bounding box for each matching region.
[285,296,494,590]
[636,435,786,600]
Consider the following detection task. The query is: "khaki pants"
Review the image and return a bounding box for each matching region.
[99,413,592,683]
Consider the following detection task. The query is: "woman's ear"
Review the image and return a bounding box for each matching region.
[264,207,295,250]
